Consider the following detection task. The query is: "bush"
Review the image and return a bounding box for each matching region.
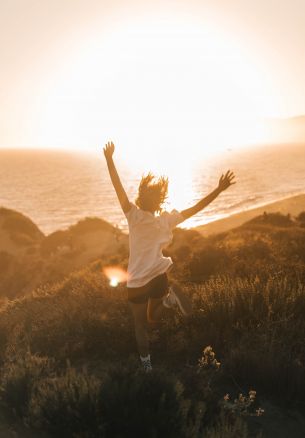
[10,232,35,247]
[69,217,115,235]
[1,209,43,240]
[28,367,103,437]
[246,212,294,227]
[205,412,248,438]
[235,239,271,261]
[189,246,229,280]
[0,352,54,417]
[98,365,198,438]
[188,276,305,400]
[26,363,205,438]
[0,269,134,364]
[40,230,71,256]
[0,251,13,273]
[296,211,305,224]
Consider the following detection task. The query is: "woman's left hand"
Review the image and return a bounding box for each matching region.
[218,170,236,191]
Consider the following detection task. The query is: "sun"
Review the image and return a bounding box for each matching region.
[38,17,276,161]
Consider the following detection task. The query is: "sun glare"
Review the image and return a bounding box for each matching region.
[109,277,119,287]
[37,17,276,160]
[103,266,128,287]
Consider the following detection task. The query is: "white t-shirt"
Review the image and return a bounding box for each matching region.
[125,203,184,287]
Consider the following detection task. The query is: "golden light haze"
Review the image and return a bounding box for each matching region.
[103,266,128,287]
[1,0,305,166]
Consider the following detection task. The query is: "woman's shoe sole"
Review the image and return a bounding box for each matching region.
[170,284,192,316]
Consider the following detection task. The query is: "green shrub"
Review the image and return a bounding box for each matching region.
[205,412,249,438]
[1,209,43,240]
[28,367,103,437]
[0,270,134,364]
[189,246,229,280]
[0,352,53,417]
[69,217,116,235]
[188,276,305,400]
[235,239,271,261]
[98,365,197,438]
[0,251,14,273]
[246,212,293,227]
[296,211,305,224]
[40,230,71,256]
[26,364,205,438]
[10,232,35,247]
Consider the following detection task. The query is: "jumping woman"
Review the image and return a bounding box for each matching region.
[103,141,236,371]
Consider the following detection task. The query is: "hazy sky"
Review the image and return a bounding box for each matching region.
[1,0,305,160]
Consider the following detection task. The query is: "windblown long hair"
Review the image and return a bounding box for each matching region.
[135,172,169,214]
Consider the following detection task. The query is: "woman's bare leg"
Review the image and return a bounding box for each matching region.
[129,302,149,357]
[147,297,167,326]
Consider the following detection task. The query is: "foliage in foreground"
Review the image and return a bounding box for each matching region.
[1,349,256,438]
[0,212,305,436]
[0,268,304,436]
[0,263,304,398]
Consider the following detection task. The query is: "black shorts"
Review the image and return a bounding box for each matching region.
[127,273,169,304]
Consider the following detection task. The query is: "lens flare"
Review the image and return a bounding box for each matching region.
[102,266,128,287]
[110,277,119,287]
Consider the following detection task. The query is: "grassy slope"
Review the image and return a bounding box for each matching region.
[0,264,304,436]
[1,203,305,436]
[0,211,305,436]
[2,193,304,297]
[195,193,305,236]
[0,207,128,298]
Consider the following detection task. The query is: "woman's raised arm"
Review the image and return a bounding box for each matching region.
[180,170,236,221]
[103,141,131,214]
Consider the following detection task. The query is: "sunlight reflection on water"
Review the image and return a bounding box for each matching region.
[0,144,304,234]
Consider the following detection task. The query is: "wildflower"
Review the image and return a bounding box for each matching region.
[249,390,256,401]
[256,407,265,416]
[198,346,221,371]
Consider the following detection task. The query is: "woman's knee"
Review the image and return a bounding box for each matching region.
[134,313,147,332]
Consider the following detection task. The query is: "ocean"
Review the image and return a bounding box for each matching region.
[1,144,304,235]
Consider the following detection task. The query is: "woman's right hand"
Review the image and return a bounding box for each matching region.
[103,141,115,160]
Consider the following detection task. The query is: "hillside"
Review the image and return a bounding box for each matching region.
[165,209,305,286]
[0,219,305,436]
[0,207,45,254]
[195,193,305,236]
[0,207,128,298]
[0,203,305,436]
[1,196,305,298]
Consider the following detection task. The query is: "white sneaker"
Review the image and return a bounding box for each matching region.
[140,355,152,372]
[142,359,152,373]
[162,290,177,309]
[163,283,192,316]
